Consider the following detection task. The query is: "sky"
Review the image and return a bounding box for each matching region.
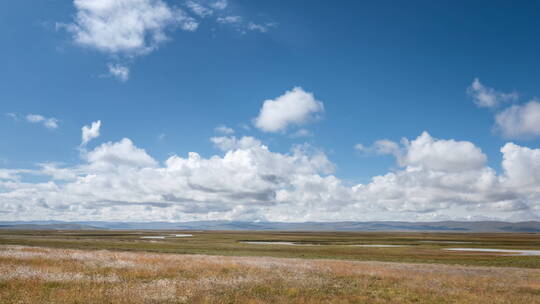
[1,0,540,222]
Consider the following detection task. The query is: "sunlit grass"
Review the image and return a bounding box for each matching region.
[0,245,539,303]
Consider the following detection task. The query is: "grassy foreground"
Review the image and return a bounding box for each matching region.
[1,245,539,304]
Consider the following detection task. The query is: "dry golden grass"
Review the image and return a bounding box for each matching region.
[0,245,539,303]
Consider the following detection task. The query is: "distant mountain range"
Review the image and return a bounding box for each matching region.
[1,220,540,232]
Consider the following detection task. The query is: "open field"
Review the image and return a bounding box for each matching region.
[1,231,540,303]
[1,230,540,268]
[1,245,540,304]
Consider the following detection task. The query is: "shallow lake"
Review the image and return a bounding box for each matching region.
[352,244,406,247]
[241,241,299,245]
[419,241,472,244]
[443,248,540,256]
[241,242,407,247]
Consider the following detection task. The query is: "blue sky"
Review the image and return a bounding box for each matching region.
[1,0,540,222]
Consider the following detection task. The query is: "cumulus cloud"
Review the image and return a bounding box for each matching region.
[254,87,324,133]
[494,101,540,139]
[214,125,235,134]
[400,132,487,172]
[25,114,59,129]
[1,130,540,222]
[107,64,130,82]
[0,135,335,221]
[81,121,101,146]
[501,143,540,189]
[467,78,518,108]
[358,132,487,172]
[65,0,197,55]
[84,138,157,170]
[350,132,522,216]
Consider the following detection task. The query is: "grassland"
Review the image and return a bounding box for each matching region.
[1,230,539,268]
[1,230,539,303]
[1,245,540,303]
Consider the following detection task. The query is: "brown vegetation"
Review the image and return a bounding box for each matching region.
[1,245,539,303]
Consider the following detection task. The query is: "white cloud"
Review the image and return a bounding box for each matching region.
[25,114,59,129]
[217,16,242,24]
[290,129,313,138]
[61,0,274,82]
[210,136,261,151]
[65,0,198,55]
[400,132,486,172]
[501,143,540,189]
[81,121,101,146]
[357,132,487,172]
[355,139,401,158]
[0,169,27,181]
[107,64,130,82]
[61,0,200,82]
[254,87,324,133]
[247,22,277,33]
[215,125,235,134]
[350,133,518,216]
[494,101,540,139]
[467,78,518,108]
[468,81,540,139]
[0,135,336,221]
[39,163,78,181]
[210,0,227,10]
[186,0,213,17]
[1,131,540,222]
[239,123,251,131]
[84,138,158,170]
[5,113,18,121]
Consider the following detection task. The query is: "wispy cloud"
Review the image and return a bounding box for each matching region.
[186,0,214,17]
[210,0,228,10]
[107,64,129,82]
[217,16,242,24]
[467,78,518,108]
[5,113,18,121]
[25,114,59,129]
[290,129,313,138]
[215,125,235,134]
[247,22,277,33]
[64,0,197,55]
[58,0,276,81]
[469,80,540,139]
[60,0,198,81]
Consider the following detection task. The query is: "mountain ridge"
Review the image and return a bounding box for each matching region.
[1,220,539,232]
